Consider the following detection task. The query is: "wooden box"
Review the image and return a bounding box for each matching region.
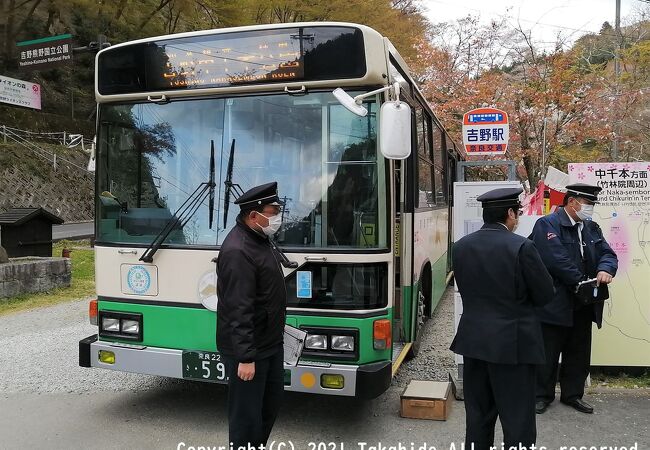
[400,380,452,421]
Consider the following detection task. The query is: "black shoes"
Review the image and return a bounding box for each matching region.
[535,400,550,414]
[561,398,594,414]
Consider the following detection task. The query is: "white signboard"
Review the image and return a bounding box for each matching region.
[462,108,509,155]
[569,162,650,366]
[0,75,41,110]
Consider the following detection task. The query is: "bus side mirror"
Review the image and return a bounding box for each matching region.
[379,101,411,160]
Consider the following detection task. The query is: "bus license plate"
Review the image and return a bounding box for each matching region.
[182,351,229,383]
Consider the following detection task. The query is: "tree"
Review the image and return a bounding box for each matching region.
[415,15,619,187]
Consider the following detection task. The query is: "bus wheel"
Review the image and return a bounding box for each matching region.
[407,285,427,359]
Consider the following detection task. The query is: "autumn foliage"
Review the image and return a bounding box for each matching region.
[0,1,648,188]
[412,12,650,187]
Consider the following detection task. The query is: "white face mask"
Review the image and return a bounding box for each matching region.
[512,216,520,232]
[507,208,520,232]
[257,212,282,236]
[574,203,594,221]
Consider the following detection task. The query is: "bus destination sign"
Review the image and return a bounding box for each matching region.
[97,27,366,95]
[155,32,304,88]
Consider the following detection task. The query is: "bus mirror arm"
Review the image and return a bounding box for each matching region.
[332,83,401,117]
[353,82,400,103]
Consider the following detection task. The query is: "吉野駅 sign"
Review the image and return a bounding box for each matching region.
[0,75,41,110]
[16,33,72,72]
[462,107,509,155]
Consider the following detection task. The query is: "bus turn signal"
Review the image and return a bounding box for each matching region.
[89,299,98,326]
[373,319,391,350]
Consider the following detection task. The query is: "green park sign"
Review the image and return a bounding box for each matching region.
[16,34,72,72]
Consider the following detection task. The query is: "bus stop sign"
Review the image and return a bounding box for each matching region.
[462,107,509,155]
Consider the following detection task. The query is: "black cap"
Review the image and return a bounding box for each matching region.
[476,187,523,208]
[565,183,601,203]
[235,181,283,211]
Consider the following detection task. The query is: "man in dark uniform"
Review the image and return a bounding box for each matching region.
[451,187,554,450]
[529,183,617,415]
[217,181,287,449]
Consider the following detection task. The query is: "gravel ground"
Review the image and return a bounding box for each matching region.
[1,289,649,450]
[0,288,458,394]
[0,298,177,393]
[395,286,457,388]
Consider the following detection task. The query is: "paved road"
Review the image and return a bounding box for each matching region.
[52,222,94,241]
[0,292,648,450]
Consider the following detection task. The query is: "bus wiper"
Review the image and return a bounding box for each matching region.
[221,138,297,269]
[223,139,243,229]
[208,140,216,229]
[139,140,217,263]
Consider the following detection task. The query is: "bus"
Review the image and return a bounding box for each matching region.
[79,22,462,398]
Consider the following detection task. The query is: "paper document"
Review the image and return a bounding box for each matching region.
[283,325,307,366]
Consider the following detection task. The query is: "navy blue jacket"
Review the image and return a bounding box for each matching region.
[451,223,554,365]
[528,208,618,328]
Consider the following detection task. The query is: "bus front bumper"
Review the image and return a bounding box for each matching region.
[79,335,390,398]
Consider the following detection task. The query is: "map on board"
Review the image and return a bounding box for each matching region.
[569,162,650,366]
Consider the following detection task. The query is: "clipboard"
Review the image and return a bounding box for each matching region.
[283,324,306,366]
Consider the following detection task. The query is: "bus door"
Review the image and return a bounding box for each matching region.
[392,158,411,345]
[446,153,457,271]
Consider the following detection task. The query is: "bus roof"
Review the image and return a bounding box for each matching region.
[95,22,393,102]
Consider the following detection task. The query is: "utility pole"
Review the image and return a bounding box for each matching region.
[71,34,110,120]
[613,0,622,159]
[541,117,547,181]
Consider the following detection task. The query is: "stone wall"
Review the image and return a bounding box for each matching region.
[0,257,71,298]
[0,143,94,222]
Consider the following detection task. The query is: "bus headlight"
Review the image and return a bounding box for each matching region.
[121,319,140,334]
[99,311,143,341]
[305,334,328,350]
[101,317,120,332]
[300,327,359,360]
[331,335,355,352]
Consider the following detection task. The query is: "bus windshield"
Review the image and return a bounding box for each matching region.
[96,91,387,250]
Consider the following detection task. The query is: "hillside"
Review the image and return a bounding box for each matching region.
[0,140,93,222]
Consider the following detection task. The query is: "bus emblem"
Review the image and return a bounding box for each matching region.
[126,265,152,294]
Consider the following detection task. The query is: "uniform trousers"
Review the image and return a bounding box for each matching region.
[536,306,593,403]
[223,345,284,450]
[463,357,537,450]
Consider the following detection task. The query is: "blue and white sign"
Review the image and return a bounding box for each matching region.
[462,107,509,155]
[121,264,158,296]
[296,271,312,299]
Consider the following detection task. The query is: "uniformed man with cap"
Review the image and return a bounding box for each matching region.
[451,187,553,450]
[528,183,617,415]
[216,181,287,449]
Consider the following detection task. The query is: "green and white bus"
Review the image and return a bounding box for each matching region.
[79,22,462,398]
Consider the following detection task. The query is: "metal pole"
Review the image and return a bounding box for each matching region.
[541,117,547,180]
[613,0,622,159]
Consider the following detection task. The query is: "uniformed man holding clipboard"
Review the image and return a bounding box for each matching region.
[217,182,288,449]
[528,183,618,415]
